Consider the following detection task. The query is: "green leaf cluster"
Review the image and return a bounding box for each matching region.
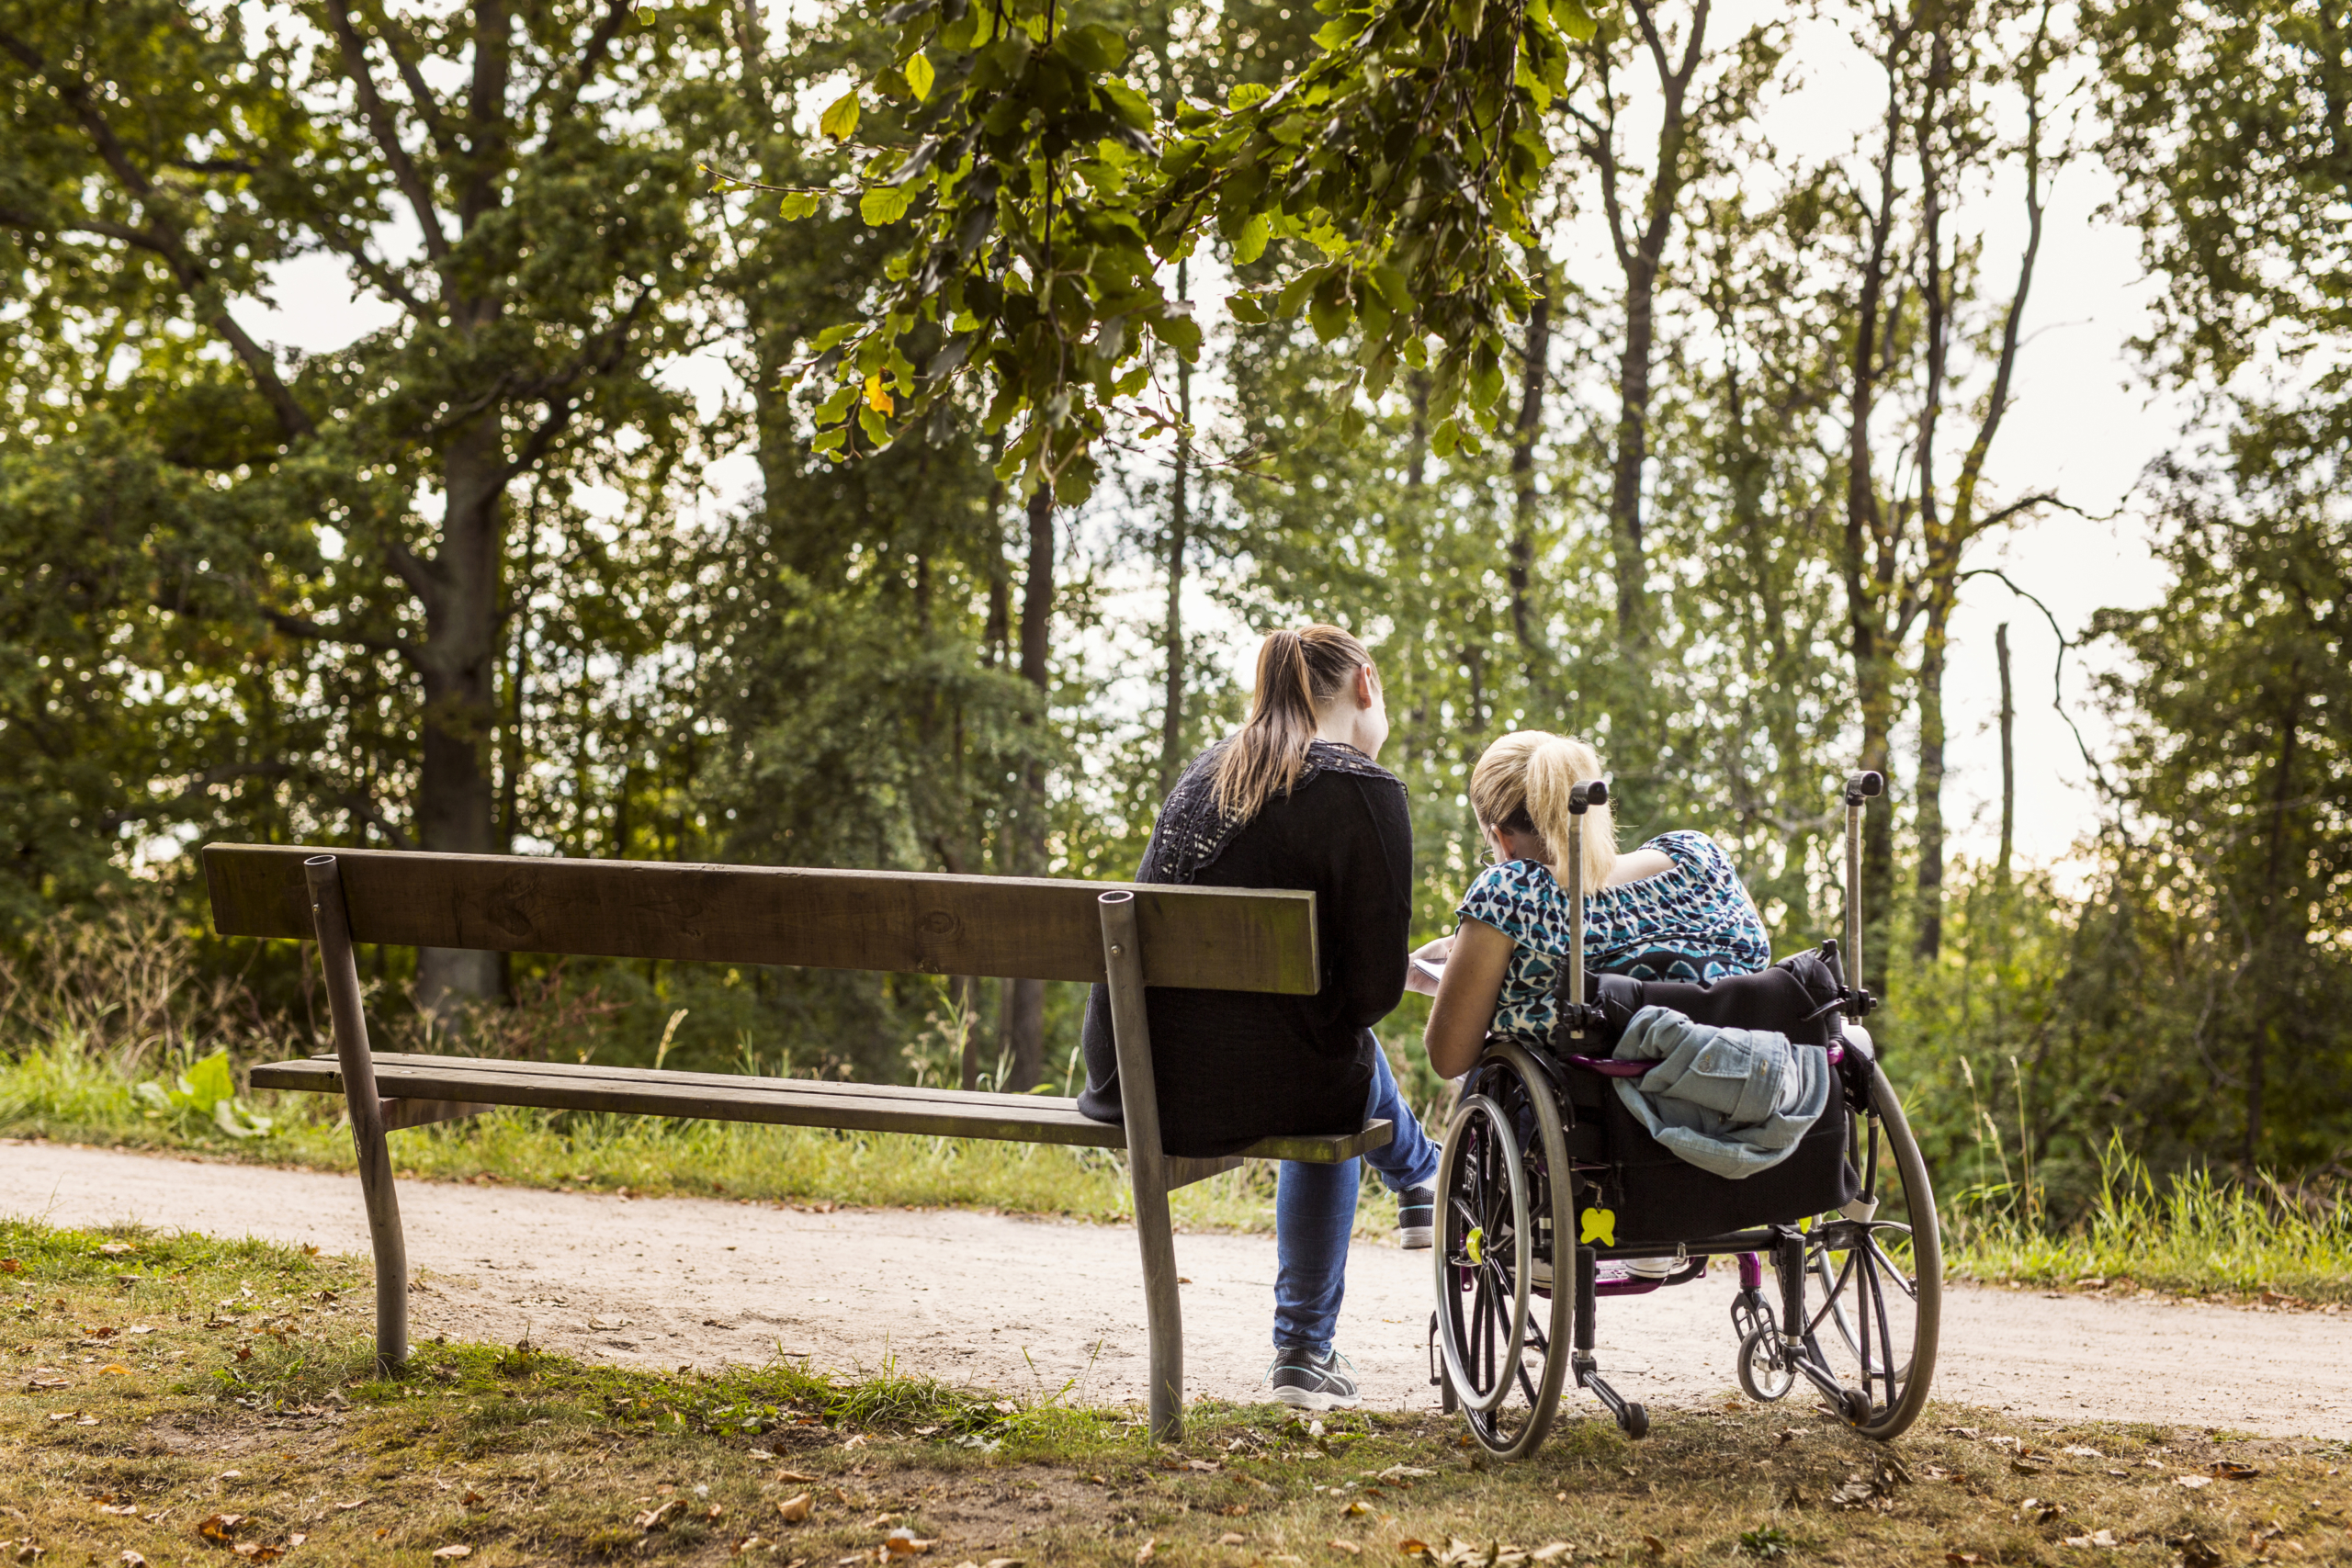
[783,0,1594,499]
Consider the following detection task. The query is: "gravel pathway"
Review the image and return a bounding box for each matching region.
[5,1141,2346,1438]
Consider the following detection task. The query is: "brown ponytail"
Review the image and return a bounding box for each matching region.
[1211,625,1374,820]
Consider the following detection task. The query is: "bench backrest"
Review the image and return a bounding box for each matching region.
[202,844,1319,994]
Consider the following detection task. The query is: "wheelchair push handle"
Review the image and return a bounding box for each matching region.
[1839,770,1883,1020]
[1570,780,1608,813]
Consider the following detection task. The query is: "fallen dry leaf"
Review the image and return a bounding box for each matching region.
[1218,1534,1245,1547]
[1945,1554,1983,1566]
[1642,1537,1665,1558]
[98,1365,130,1376]
[98,1505,139,1517]
[119,1556,146,1568]
[885,1529,934,1557]
[288,1537,305,1548]
[1327,1542,1361,1557]
[775,1470,818,1483]
[461,1492,483,1507]
[637,1499,685,1531]
[1136,1540,1157,1565]
[2177,1475,2213,1490]
[431,1549,471,1562]
[231,1545,281,1563]
[98,1242,134,1256]
[778,1495,812,1523]
[2211,1462,2261,1482]
[1531,1549,1572,1564]
[198,1515,246,1543]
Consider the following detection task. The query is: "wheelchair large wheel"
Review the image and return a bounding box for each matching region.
[1434,1042,1573,1460]
[1794,1062,1941,1440]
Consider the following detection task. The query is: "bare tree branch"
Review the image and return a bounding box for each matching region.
[321,0,452,264]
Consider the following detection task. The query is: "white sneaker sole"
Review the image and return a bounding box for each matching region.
[1272,1383,1362,1412]
[1398,1225,1433,1249]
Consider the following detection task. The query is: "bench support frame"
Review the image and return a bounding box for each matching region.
[1097,889,1187,1444]
[271,853,1363,1437]
[305,853,410,1375]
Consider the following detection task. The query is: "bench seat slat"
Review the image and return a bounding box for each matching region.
[250,1054,1393,1166]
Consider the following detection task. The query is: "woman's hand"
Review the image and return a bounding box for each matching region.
[1403,934,1456,996]
[1423,919,1515,1078]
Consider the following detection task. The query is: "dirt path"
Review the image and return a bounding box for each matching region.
[6,1142,2347,1438]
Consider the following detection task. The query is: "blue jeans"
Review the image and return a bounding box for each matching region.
[1272,1038,1442,1356]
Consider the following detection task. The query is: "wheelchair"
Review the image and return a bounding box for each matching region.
[1429,772,1941,1459]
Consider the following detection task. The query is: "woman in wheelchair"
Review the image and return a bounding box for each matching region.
[1410,731,1771,1280]
[1078,625,1441,1413]
[1404,737,1939,1455]
[1414,730,1770,1062]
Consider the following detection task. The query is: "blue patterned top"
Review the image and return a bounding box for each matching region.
[1456,830,1771,1045]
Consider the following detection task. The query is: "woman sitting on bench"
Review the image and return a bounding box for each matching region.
[1079,625,1440,1413]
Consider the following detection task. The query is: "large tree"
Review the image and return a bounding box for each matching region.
[1,0,726,1012]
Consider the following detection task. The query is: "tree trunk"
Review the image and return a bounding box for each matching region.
[1507,268,1552,679]
[1002,481,1054,1092]
[2251,708,2301,1168]
[415,414,509,1018]
[1159,259,1193,795]
[1589,0,1713,646]
[1912,588,1951,961]
[1841,14,1910,981]
[1996,621,2014,886]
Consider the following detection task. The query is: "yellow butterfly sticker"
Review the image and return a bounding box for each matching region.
[1579,1207,1617,1247]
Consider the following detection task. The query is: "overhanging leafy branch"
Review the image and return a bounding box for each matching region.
[740,0,1596,502]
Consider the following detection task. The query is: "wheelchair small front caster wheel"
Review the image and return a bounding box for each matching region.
[1736,1325,1793,1403]
[1837,1385,1871,1426]
[1618,1403,1649,1439]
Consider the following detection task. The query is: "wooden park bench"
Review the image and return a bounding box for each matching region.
[202,845,1392,1441]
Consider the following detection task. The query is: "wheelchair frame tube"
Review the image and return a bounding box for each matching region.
[1566,815,1585,1040]
[1841,772,1882,1020]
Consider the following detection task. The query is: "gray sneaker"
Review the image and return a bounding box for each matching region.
[1397,1186,1436,1249]
[1267,1348,1361,1412]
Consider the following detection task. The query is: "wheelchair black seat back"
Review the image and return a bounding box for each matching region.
[1430,772,1942,1460]
[1565,950,1864,1249]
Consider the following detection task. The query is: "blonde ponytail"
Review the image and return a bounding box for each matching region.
[1468,729,1618,894]
[1210,625,1375,820]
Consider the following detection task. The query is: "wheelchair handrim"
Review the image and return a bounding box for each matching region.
[1432,1092,1532,1415]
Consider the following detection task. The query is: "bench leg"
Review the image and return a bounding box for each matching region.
[1099,891,1183,1445]
[1130,1141,1184,1444]
[304,855,409,1376]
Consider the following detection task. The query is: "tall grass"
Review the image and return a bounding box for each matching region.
[0,898,1327,1233]
[1945,1134,2352,1303]
[7,897,2347,1296]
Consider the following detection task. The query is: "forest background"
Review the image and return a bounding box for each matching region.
[1,0,2346,1228]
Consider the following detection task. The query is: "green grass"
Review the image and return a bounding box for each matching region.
[0,1043,1315,1233]
[4,1216,2344,1568]
[7,1037,2351,1302]
[1943,1137,2352,1305]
